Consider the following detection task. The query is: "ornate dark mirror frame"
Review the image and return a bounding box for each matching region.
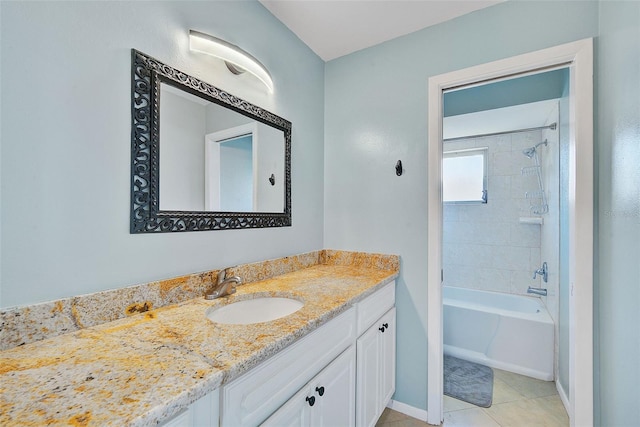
[130,49,292,233]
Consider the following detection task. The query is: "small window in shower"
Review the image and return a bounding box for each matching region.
[443,147,488,203]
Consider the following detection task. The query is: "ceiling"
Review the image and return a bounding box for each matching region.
[259,0,504,61]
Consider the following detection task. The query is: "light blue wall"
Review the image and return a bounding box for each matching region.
[0,1,325,307]
[220,136,253,212]
[324,0,600,414]
[595,1,640,425]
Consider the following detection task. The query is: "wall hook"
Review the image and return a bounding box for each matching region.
[395,160,403,176]
[269,174,275,186]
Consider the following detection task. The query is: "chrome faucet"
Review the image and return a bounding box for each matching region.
[206,269,242,300]
[528,261,548,296]
[533,261,548,283]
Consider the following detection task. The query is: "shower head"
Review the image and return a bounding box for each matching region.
[522,139,548,158]
[522,147,536,158]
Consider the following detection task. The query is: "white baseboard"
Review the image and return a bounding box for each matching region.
[556,380,571,419]
[387,399,428,423]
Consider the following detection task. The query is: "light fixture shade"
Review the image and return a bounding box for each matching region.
[189,30,274,93]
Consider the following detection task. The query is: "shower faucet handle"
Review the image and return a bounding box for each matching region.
[533,262,548,283]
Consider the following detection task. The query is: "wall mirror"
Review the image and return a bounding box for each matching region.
[131,49,291,232]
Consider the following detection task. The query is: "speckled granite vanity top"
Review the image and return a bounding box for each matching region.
[0,250,398,426]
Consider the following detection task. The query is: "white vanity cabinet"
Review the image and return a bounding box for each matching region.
[160,389,220,427]
[260,346,356,426]
[220,308,356,426]
[212,281,396,427]
[355,282,396,427]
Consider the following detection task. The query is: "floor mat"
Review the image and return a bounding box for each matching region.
[444,355,494,408]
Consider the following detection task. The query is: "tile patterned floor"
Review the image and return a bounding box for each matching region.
[376,369,569,427]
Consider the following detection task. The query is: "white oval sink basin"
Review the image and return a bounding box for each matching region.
[206,297,304,325]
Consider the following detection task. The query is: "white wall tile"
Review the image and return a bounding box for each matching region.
[489,175,512,200]
[443,130,547,296]
[492,245,533,270]
[443,204,460,221]
[443,242,464,265]
[477,267,512,293]
[491,151,513,176]
[510,223,542,247]
[511,270,540,295]
[512,172,539,199]
[444,265,476,287]
[461,243,494,267]
[472,223,511,245]
[511,130,539,151]
[530,248,542,271]
[486,134,512,152]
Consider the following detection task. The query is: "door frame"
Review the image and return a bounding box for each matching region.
[204,122,259,211]
[426,39,593,426]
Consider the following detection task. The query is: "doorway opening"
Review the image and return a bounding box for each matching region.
[427,39,593,426]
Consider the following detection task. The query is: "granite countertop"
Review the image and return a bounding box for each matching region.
[0,261,398,426]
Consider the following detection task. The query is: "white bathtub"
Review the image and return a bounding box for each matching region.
[443,286,554,381]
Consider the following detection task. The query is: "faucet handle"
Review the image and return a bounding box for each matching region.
[533,262,549,283]
[216,269,226,285]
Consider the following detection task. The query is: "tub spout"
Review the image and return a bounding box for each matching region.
[527,286,547,296]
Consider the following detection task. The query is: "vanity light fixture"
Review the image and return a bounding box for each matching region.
[189,30,274,93]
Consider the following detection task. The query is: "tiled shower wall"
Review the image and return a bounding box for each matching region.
[443,129,548,295]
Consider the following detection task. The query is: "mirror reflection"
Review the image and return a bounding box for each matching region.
[159,83,285,213]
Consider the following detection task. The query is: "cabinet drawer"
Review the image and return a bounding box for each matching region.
[221,307,356,426]
[356,281,395,336]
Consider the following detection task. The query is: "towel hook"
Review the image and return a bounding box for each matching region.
[269,174,275,185]
[395,160,403,176]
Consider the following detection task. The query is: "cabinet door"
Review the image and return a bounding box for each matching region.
[312,346,356,427]
[380,308,396,407]
[260,385,312,427]
[262,347,355,427]
[356,307,396,427]
[356,323,382,427]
